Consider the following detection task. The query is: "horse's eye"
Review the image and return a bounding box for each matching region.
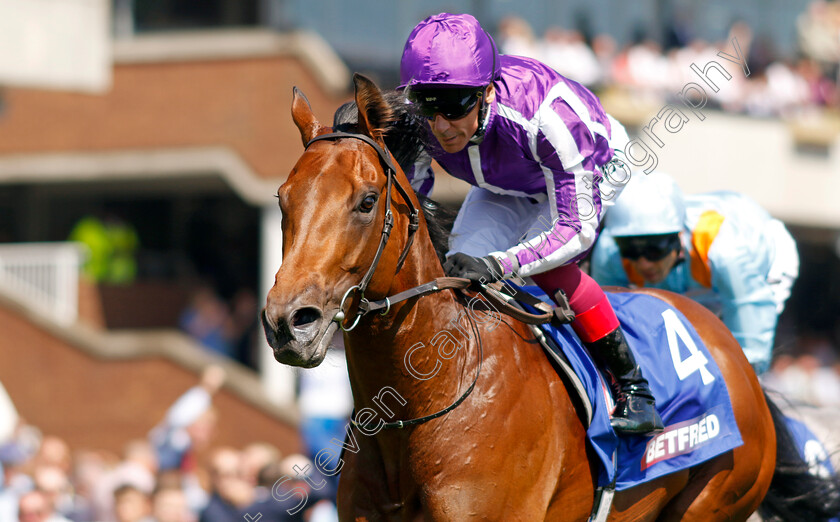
[359,194,377,213]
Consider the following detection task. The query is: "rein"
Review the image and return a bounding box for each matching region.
[305,131,557,431]
[351,298,484,431]
[305,131,420,331]
[305,131,557,329]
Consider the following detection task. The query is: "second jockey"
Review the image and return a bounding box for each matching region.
[590,172,800,375]
[398,13,662,434]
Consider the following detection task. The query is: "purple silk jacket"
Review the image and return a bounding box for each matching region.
[407,54,623,278]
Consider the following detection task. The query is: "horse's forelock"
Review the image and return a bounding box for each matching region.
[333,92,427,173]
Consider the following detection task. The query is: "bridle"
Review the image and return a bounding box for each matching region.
[306,131,552,328]
[303,130,487,431]
[301,130,558,431]
[305,131,420,332]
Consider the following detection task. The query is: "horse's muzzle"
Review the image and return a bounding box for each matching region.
[261,306,335,367]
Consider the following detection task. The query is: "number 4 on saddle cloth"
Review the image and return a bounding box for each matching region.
[513,285,743,490]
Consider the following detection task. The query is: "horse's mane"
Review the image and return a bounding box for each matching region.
[333,91,456,264]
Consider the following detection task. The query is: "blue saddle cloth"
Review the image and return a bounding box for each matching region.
[516,286,743,490]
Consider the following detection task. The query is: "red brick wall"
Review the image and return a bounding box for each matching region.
[0,56,349,179]
[0,303,302,457]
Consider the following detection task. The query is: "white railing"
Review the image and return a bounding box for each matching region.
[0,242,86,325]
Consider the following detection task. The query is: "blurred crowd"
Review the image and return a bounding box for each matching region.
[0,364,348,522]
[8,6,840,521]
[497,4,840,119]
[497,4,840,405]
[762,334,840,408]
[178,283,260,369]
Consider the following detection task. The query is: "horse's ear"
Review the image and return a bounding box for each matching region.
[354,73,393,144]
[291,87,322,146]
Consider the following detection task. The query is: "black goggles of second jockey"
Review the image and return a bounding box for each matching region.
[615,233,681,261]
[407,86,485,120]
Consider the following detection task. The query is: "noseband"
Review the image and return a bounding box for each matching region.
[304,131,420,331]
[302,131,553,431]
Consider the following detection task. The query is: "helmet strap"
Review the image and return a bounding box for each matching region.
[470,92,491,143]
[470,30,497,144]
[672,233,687,267]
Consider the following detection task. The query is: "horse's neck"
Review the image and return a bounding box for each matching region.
[344,239,472,420]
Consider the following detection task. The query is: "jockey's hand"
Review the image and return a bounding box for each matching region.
[443,253,503,286]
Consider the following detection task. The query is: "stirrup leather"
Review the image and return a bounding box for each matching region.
[551,289,576,324]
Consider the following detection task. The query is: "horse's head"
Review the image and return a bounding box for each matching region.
[262,74,422,367]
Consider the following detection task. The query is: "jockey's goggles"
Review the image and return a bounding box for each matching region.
[615,233,681,261]
[407,86,485,120]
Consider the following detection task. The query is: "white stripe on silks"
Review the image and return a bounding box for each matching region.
[408,152,435,194]
[549,81,610,142]
[468,145,485,185]
[507,220,597,277]
[537,101,585,171]
[537,86,601,230]
[496,102,538,140]
[493,90,602,276]
[538,104,599,226]
[466,144,542,200]
[495,102,548,203]
[504,106,600,275]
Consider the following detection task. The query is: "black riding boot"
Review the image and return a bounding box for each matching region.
[586,327,664,435]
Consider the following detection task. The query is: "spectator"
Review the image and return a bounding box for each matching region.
[93,441,158,522]
[540,28,602,88]
[240,442,281,489]
[199,447,252,522]
[497,15,539,58]
[1,423,41,518]
[242,459,296,521]
[797,0,840,64]
[0,465,18,521]
[178,285,234,358]
[149,367,224,473]
[71,450,110,522]
[34,436,72,476]
[20,488,73,522]
[228,288,260,368]
[243,454,334,522]
[591,34,618,86]
[33,464,79,521]
[492,13,838,119]
[796,57,837,108]
[152,486,193,522]
[763,337,840,407]
[113,484,153,522]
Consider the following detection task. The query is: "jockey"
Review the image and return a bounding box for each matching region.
[590,172,800,375]
[399,13,663,434]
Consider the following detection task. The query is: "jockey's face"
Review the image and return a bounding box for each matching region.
[626,249,680,284]
[428,85,495,153]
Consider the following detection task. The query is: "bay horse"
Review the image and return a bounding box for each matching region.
[263,73,840,521]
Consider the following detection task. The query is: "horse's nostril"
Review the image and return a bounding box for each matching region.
[292,307,322,328]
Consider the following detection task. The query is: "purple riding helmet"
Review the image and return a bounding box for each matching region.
[400,13,501,133]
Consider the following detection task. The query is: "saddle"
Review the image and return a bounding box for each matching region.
[482,283,744,494]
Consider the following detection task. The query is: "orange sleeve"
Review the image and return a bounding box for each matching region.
[689,210,726,288]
